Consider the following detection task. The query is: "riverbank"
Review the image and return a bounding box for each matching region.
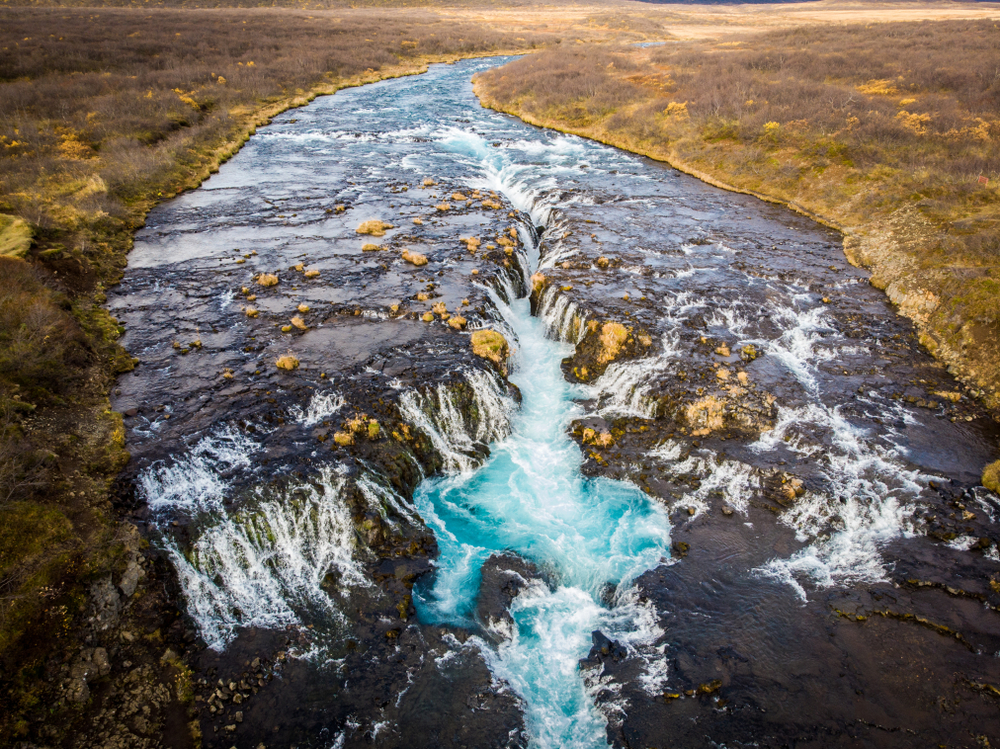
[474,19,1000,419]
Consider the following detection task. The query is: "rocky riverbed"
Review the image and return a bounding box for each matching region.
[92,57,1000,748]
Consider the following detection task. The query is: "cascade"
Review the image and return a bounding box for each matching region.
[412,222,672,748]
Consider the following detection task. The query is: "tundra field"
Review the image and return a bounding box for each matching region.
[1,0,999,744]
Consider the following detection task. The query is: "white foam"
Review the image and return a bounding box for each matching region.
[139,424,260,515]
[650,444,759,516]
[752,403,937,599]
[947,535,979,551]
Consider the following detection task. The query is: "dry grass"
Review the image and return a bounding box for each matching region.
[476,19,1000,408]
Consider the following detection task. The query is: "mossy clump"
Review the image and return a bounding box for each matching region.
[421,311,434,322]
[367,420,380,439]
[290,316,307,330]
[245,307,259,318]
[356,220,393,237]
[597,322,629,365]
[984,460,1000,494]
[471,329,509,369]
[413,217,424,225]
[256,273,279,287]
[333,431,353,446]
[297,303,309,313]
[582,427,614,447]
[435,203,451,212]
[362,243,382,252]
[275,354,299,371]
[402,250,428,266]
[530,272,547,295]
[304,269,320,278]
[685,395,725,437]
[448,316,467,330]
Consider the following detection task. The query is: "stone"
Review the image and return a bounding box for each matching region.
[119,558,144,598]
[476,553,546,643]
[89,575,121,631]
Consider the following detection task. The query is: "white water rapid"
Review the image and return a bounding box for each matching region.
[413,281,672,748]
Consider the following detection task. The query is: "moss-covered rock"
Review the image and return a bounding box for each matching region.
[356,219,393,236]
[471,329,509,372]
[984,460,1000,494]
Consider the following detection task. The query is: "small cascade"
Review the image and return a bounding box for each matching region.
[649,442,761,516]
[536,286,588,344]
[290,391,346,427]
[398,368,516,474]
[139,425,260,516]
[751,402,936,598]
[590,333,680,420]
[163,467,367,650]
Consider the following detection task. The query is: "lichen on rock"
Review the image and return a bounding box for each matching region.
[685,395,725,436]
[597,322,629,365]
[402,249,428,266]
[275,354,299,371]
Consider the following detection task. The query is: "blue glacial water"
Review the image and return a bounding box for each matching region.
[414,289,671,748]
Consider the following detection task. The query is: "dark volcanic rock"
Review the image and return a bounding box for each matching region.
[476,552,546,642]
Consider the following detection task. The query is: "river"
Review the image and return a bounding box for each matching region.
[109,57,1000,748]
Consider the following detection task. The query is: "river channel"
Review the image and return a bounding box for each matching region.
[109,57,1000,748]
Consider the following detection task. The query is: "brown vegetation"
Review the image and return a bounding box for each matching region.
[275,354,299,370]
[476,19,1000,409]
[985,460,1000,494]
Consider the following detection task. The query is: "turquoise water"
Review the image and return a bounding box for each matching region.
[413,292,672,748]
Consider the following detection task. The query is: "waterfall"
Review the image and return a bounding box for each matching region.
[163,467,367,650]
[398,368,517,474]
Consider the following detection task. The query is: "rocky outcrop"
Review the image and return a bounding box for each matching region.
[565,320,652,383]
[476,552,547,643]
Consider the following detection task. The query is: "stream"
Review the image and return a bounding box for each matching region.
[110,57,1000,748]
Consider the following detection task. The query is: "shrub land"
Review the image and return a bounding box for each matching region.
[0,6,551,737]
[476,20,1000,410]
